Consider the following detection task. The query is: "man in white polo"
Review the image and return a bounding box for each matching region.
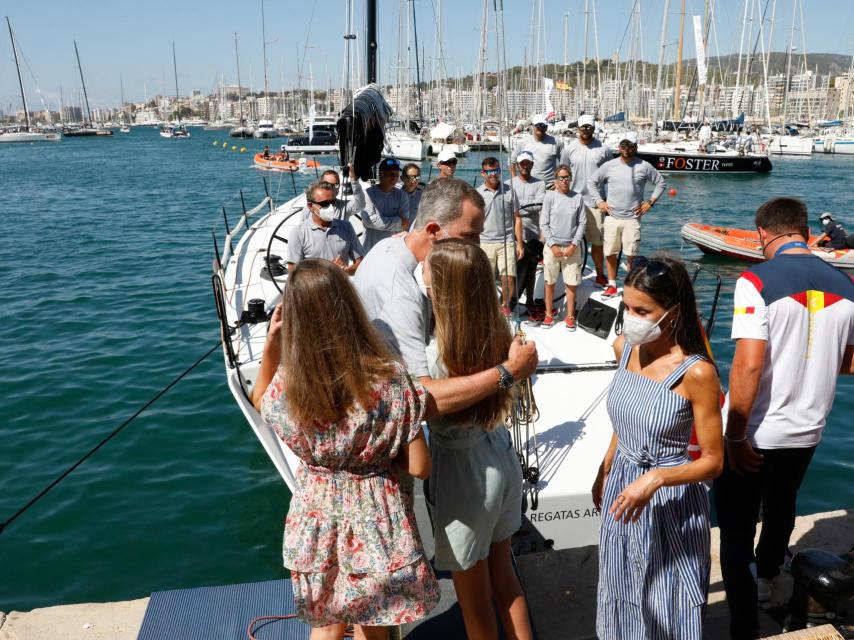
[587,131,666,298]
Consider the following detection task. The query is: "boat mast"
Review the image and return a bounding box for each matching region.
[6,17,31,130]
[674,0,686,120]
[261,0,271,120]
[652,0,671,136]
[367,0,377,84]
[234,33,244,125]
[73,40,93,127]
[410,0,424,125]
[172,43,181,124]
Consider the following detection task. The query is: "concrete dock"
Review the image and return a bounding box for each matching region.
[2,509,852,639]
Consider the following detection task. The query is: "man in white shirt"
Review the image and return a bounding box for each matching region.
[715,197,854,640]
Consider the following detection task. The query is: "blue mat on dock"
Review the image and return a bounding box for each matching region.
[137,578,309,640]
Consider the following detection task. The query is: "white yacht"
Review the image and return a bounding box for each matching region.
[253,119,278,138]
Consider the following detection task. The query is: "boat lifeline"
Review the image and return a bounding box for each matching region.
[681,223,854,269]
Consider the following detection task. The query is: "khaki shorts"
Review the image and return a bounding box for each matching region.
[603,216,641,256]
[543,245,583,286]
[584,205,605,246]
[481,241,517,277]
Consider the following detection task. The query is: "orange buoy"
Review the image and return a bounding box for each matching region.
[668,188,677,197]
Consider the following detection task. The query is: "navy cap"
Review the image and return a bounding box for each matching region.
[379,157,401,171]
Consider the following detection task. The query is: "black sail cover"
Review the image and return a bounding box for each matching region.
[337,83,394,181]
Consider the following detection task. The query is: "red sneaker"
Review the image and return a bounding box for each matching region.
[542,315,555,328]
[602,285,619,298]
[595,274,608,287]
[565,316,576,331]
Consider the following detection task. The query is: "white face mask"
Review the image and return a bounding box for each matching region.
[822,218,831,226]
[316,204,336,222]
[414,262,429,298]
[622,308,674,346]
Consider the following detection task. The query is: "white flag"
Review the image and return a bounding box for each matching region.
[308,104,317,143]
[543,77,556,121]
[693,16,708,86]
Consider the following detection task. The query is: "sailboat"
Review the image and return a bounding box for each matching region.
[63,40,113,137]
[212,0,723,635]
[229,33,254,138]
[160,43,190,139]
[119,77,131,133]
[1,17,60,143]
[253,0,277,139]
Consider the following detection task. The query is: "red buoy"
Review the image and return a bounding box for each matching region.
[668,188,677,197]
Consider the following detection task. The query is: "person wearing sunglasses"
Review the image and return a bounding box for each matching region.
[587,131,666,299]
[360,157,410,253]
[591,254,724,639]
[715,198,854,640]
[477,156,523,316]
[287,181,364,275]
[510,114,564,188]
[538,165,586,329]
[434,148,458,180]
[300,165,365,223]
[560,113,614,287]
[401,162,423,219]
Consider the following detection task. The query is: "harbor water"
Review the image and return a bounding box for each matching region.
[1,130,852,612]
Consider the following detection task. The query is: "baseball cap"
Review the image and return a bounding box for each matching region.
[517,151,535,164]
[437,148,457,163]
[620,131,639,145]
[578,114,595,128]
[532,114,548,127]
[379,157,401,171]
[819,212,833,221]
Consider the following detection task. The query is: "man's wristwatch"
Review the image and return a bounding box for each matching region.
[495,364,515,390]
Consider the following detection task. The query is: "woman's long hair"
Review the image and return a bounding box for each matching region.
[624,253,710,359]
[279,259,397,427]
[429,239,513,429]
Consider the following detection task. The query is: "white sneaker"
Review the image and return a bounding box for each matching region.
[758,577,773,602]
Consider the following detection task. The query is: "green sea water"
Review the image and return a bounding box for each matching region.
[1,130,852,612]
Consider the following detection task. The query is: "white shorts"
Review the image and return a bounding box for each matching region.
[481,241,517,277]
[543,246,583,286]
[603,216,641,256]
[584,206,605,246]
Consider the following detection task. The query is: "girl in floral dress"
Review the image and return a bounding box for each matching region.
[253,259,440,640]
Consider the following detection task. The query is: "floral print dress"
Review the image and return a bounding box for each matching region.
[260,361,440,627]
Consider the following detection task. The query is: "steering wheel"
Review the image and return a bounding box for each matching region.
[265,205,307,293]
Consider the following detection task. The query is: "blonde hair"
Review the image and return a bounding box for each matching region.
[279,259,397,427]
[428,239,513,429]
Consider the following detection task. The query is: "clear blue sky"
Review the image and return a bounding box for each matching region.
[2,0,854,111]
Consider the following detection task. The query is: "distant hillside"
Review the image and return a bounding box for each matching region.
[684,52,852,80]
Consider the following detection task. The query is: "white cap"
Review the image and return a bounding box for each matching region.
[820,211,833,220]
[531,114,548,126]
[437,148,457,163]
[436,149,457,163]
[620,131,638,145]
[577,114,595,127]
[516,150,535,164]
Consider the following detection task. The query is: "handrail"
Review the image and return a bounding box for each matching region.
[216,195,273,271]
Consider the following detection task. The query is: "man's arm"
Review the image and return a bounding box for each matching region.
[587,165,607,209]
[646,165,666,203]
[344,179,366,217]
[842,344,854,375]
[420,336,538,417]
[539,194,554,246]
[725,338,767,474]
[572,200,587,246]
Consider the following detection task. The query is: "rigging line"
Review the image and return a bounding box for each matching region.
[0,341,221,538]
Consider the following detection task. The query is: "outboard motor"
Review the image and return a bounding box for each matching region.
[787,548,854,630]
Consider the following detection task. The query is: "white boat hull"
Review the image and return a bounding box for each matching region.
[767,135,813,156]
[385,131,427,161]
[0,131,60,143]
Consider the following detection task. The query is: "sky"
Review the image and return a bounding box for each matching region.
[2,0,854,111]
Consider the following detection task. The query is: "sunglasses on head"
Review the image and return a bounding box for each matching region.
[629,256,670,279]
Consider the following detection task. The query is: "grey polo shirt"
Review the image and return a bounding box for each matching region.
[560,138,614,209]
[478,182,519,244]
[508,176,546,241]
[300,179,366,222]
[286,217,364,265]
[511,133,564,186]
[540,190,587,247]
[353,236,429,378]
[587,156,666,220]
[360,185,410,253]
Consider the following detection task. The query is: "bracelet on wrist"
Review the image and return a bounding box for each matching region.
[724,433,748,443]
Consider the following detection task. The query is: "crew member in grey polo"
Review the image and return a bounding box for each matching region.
[288,182,364,276]
[510,114,564,187]
[586,139,665,220]
[353,235,429,377]
[300,166,366,222]
[361,157,410,253]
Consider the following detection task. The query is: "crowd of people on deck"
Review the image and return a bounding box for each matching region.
[249,117,854,640]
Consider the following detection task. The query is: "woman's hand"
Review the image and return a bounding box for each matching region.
[265,303,283,353]
[609,471,662,524]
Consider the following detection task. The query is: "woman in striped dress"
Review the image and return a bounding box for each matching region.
[592,255,724,639]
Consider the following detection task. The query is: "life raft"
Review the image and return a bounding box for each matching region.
[681,222,854,270]
[253,153,320,172]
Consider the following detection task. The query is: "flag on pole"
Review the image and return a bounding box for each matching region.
[693,16,708,86]
[543,78,556,121]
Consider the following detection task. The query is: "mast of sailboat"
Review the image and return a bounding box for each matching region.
[367,0,377,84]
[6,17,31,130]
[674,0,686,120]
[120,76,126,124]
[73,40,93,127]
[234,33,244,125]
[261,0,271,120]
[652,0,671,136]
[172,42,181,124]
[411,0,424,125]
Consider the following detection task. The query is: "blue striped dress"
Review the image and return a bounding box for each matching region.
[597,346,711,640]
